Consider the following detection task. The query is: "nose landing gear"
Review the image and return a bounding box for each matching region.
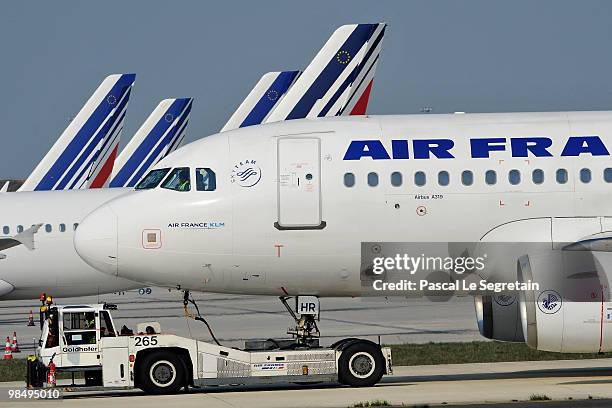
[279,295,320,347]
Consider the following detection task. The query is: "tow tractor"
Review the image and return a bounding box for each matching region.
[28,294,392,394]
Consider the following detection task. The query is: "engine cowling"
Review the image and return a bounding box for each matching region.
[518,250,612,353]
[475,216,612,353]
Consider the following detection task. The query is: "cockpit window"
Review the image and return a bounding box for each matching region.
[161,167,191,192]
[136,168,171,190]
[196,168,216,191]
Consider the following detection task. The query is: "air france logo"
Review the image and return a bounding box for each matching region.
[343,136,610,160]
[168,222,225,230]
[231,159,262,187]
[537,290,562,314]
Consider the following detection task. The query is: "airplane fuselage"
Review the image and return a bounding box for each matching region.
[0,188,141,299]
[74,112,612,296]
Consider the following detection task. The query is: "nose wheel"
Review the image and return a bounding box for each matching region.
[279,296,320,346]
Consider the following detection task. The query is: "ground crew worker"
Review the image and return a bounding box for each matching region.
[84,312,95,329]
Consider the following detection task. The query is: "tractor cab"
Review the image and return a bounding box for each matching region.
[38,304,118,369]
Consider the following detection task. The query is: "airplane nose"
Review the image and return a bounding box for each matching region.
[74,204,118,276]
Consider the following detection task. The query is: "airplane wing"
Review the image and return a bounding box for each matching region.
[18,74,136,192]
[109,98,193,188]
[221,71,301,132]
[265,23,386,122]
[0,223,43,252]
[0,238,23,252]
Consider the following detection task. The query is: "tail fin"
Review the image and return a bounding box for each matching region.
[221,71,300,132]
[78,74,136,189]
[265,23,386,122]
[0,182,8,193]
[18,74,136,191]
[109,98,193,188]
[338,23,386,116]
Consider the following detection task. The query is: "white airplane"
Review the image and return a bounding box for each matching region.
[74,111,612,354]
[0,188,139,298]
[0,99,194,298]
[0,23,386,300]
[19,74,136,191]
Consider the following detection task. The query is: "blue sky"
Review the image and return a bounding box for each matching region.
[2,0,612,178]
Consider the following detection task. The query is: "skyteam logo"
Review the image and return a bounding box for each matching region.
[231,159,262,187]
[537,290,562,314]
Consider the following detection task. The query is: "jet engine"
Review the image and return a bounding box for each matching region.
[476,217,612,352]
[518,248,612,353]
[474,293,524,342]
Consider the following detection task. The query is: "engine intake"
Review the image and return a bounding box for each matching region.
[474,293,524,342]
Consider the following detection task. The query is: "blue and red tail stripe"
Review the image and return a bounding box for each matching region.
[284,24,379,120]
[33,73,135,191]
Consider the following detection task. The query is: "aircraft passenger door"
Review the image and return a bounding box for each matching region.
[276,137,325,230]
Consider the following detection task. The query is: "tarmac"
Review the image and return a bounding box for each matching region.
[2,359,612,407]
[0,288,481,352]
[2,290,612,407]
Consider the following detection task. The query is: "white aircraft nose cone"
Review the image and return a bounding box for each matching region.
[74,204,118,276]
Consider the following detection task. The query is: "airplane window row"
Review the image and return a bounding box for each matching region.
[344,168,612,188]
[136,167,216,192]
[2,223,78,235]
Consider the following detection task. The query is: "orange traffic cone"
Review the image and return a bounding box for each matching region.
[27,310,35,327]
[11,332,19,353]
[3,337,12,360]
